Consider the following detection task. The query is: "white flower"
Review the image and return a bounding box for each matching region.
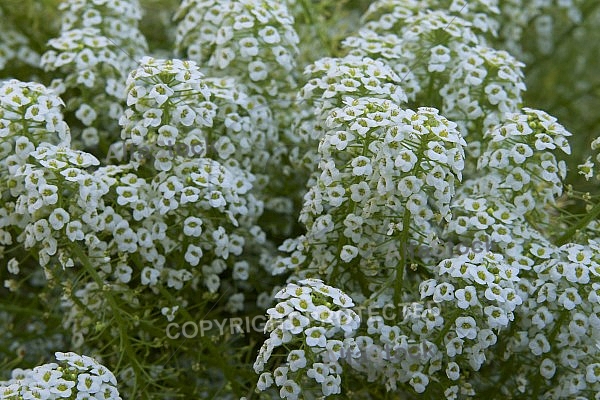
[432,282,454,302]
[446,361,460,381]
[184,244,203,266]
[305,326,327,347]
[279,379,301,399]
[455,316,477,339]
[259,26,281,44]
[66,220,84,241]
[395,149,417,172]
[409,372,429,393]
[585,363,600,384]
[321,374,341,395]
[115,263,132,283]
[540,358,556,379]
[239,37,259,57]
[149,83,174,106]
[529,333,551,356]
[349,181,370,202]
[340,245,359,263]
[267,302,294,319]
[257,372,274,391]
[141,267,160,285]
[310,305,334,323]
[287,350,306,372]
[75,103,97,125]
[351,156,372,176]
[484,306,509,328]
[446,337,463,357]
[272,366,289,386]
[282,312,309,334]
[558,287,582,310]
[39,184,59,205]
[77,373,102,393]
[233,261,249,280]
[49,208,70,230]
[454,286,478,309]
[248,60,268,81]
[183,216,203,237]
[307,362,329,383]
[289,295,315,313]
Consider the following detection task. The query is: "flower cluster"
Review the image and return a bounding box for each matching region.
[500,240,600,399]
[254,279,360,399]
[345,10,526,139]
[0,352,121,400]
[291,56,408,170]
[361,0,500,41]
[175,0,300,96]
[40,0,147,149]
[0,79,70,164]
[117,57,275,179]
[117,56,212,170]
[335,249,520,396]
[479,107,571,218]
[274,97,465,298]
[579,135,600,181]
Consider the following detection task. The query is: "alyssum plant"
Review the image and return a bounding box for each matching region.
[0,0,599,399]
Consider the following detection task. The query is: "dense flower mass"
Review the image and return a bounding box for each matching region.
[1,0,599,399]
[0,352,122,399]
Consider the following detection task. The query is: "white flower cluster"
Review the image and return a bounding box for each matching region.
[578,134,600,182]
[479,108,571,216]
[175,0,300,96]
[41,0,147,148]
[274,97,465,294]
[339,250,520,395]
[345,8,527,140]
[118,57,275,178]
[361,0,501,41]
[0,56,269,385]
[0,352,121,400]
[117,57,212,170]
[502,240,600,398]
[59,0,145,54]
[291,56,408,170]
[0,80,70,163]
[254,279,360,399]
[2,0,600,398]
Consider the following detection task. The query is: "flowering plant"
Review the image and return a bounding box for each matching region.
[1,0,600,399]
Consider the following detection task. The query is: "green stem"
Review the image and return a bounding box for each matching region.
[70,243,150,398]
[394,208,411,313]
[555,199,600,245]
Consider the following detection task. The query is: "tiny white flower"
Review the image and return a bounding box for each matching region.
[141,267,160,285]
[280,379,301,399]
[455,316,477,339]
[446,361,460,381]
[183,216,203,237]
[340,245,359,263]
[49,208,70,230]
[287,349,306,372]
[307,362,329,383]
[304,326,327,347]
[248,60,268,81]
[184,244,203,266]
